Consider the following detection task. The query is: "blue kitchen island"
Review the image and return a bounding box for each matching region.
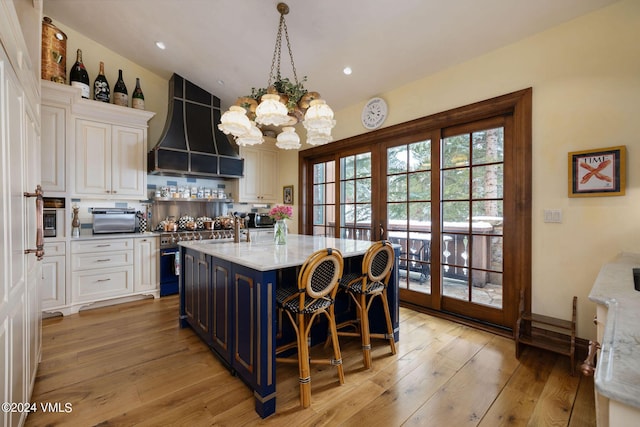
[178,234,400,418]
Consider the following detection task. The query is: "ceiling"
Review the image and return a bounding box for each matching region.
[43,0,618,111]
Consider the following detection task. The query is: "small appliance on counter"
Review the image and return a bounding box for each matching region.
[247,212,275,228]
[91,208,137,234]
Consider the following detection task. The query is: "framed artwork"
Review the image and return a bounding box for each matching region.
[568,146,626,197]
[283,185,294,204]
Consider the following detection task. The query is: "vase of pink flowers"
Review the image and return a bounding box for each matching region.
[269,205,292,245]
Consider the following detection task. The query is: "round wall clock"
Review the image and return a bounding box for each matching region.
[361,97,388,130]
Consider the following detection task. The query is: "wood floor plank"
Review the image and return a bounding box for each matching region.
[25,296,595,427]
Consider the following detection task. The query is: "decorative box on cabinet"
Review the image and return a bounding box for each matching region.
[236,143,278,203]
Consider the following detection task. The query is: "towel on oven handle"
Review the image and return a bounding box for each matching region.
[174,251,180,276]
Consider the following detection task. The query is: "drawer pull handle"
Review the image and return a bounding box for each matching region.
[96,244,111,247]
[96,278,111,282]
[96,259,111,262]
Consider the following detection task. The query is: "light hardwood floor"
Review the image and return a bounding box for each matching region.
[27,296,595,426]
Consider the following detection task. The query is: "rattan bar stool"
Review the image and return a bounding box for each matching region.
[334,240,396,369]
[275,248,345,408]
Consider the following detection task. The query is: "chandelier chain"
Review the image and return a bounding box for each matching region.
[267,12,298,88]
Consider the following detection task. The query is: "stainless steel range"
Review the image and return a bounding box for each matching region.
[158,229,236,296]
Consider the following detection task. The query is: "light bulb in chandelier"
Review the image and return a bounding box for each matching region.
[235,121,264,146]
[276,126,301,150]
[218,106,252,137]
[255,94,291,126]
[303,99,336,131]
[306,128,333,146]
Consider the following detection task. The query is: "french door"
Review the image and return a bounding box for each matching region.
[301,90,531,331]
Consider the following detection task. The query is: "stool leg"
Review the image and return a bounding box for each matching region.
[380,290,397,355]
[359,293,372,369]
[327,308,345,384]
[297,313,311,408]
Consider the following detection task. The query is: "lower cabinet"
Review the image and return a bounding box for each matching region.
[181,248,269,383]
[72,239,134,302]
[67,236,159,312]
[42,241,66,310]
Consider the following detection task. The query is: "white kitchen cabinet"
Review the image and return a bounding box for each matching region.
[236,144,278,203]
[134,236,159,293]
[41,104,67,193]
[71,238,134,303]
[42,241,67,310]
[75,119,147,198]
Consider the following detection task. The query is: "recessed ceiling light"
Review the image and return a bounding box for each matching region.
[343,66,352,75]
[217,80,225,86]
[155,41,166,50]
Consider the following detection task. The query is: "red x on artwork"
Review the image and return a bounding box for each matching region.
[579,159,612,184]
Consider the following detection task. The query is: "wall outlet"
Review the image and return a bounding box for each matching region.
[543,209,562,223]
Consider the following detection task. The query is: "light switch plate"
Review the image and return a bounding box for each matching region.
[543,209,562,223]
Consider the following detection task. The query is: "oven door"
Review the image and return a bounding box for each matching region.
[159,247,180,296]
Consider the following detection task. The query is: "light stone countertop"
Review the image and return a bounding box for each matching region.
[588,252,640,409]
[70,231,160,241]
[178,234,377,271]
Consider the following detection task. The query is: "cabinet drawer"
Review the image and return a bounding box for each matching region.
[72,266,133,302]
[72,238,133,254]
[72,250,132,271]
[44,241,66,256]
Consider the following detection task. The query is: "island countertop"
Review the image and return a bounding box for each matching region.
[178,234,377,271]
[588,252,640,409]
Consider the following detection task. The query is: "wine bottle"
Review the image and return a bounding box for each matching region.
[69,49,90,99]
[113,69,128,107]
[132,78,145,110]
[93,61,110,102]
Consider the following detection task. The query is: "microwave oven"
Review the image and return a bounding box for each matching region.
[43,209,57,237]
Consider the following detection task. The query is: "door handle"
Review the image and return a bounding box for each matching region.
[379,223,385,239]
[24,185,44,261]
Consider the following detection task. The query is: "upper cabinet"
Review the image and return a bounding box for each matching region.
[236,143,278,203]
[41,81,155,199]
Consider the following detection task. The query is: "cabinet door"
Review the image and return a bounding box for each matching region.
[238,146,278,203]
[111,125,146,197]
[41,105,66,193]
[239,147,260,202]
[134,237,158,293]
[259,149,278,201]
[75,119,111,195]
[42,255,65,309]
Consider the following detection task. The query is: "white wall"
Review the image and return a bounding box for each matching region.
[330,0,640,340]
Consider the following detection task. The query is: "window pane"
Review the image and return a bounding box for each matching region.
[356,178,372,203]
[388,146,408,174]
[341,155,355,180]
[341,180,354,204]
[409,139,432,172]
[442,201,469,230]
[387,202,407,225]
[472,127,504,165]
[442,168,469,199]
[313,163,324,183]
[472,236,503,273]
[443,134,470,168]
[387,175,407,202]
[342,203,355,225]
[409,202,430,227]
[472,201,503,233]
[409,171,430,201]
[355,153,371,178]
[471,271,502,308]
[313,184,324,204]
[472,164,503,199]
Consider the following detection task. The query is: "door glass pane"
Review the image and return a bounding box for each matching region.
[387,139,432,295]
[312,160,336,237]
[472,127,504,165]
[441,127,503,309]
[340,152,372,240]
